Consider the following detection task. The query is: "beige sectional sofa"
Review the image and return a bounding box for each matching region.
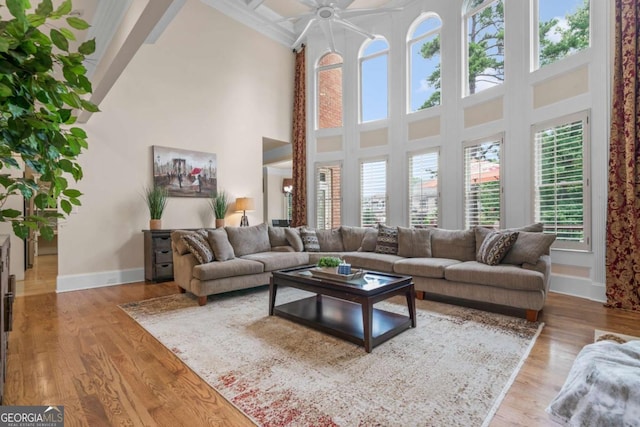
[171,222,555,321]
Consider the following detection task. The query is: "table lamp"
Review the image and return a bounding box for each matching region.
[235,197,254,226]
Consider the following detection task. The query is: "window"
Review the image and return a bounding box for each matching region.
[315,163,342,230]
[408,14,442,112]
[533,111,590,250]
[360,38,389,122]
[409,150,439,227]
[360,159,387,227]
[463,136,502,228]
[464,0,504,96]
[535,0,590,69]
[317,53,343,129]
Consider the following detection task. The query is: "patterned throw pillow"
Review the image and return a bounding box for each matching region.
[375,224,399,255]
[300,227,320,252]
[181,232,214,264]
[476,231,519,266]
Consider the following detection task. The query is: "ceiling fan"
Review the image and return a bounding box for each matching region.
[279,0,401,52]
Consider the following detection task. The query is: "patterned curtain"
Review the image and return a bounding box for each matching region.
[606,0,640,311]
[291,46,307,227]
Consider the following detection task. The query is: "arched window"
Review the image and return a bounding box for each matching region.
[359,37,389,123]
[317,52,343,129]
[464,0,505,96]
[407,14,442,113]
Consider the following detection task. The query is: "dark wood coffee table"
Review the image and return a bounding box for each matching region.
[269,265,416,352]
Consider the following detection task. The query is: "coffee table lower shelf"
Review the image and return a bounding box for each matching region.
[273,295,412,351]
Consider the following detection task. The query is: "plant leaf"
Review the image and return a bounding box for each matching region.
[35,0,53,17]
[80,99,99,112]
[0,83,12,98]
[51,0,71,18]
[62,189,81,198]
[6,0,27,21]
[50,29,68,51]
[59,27,76,41]
[78,39,95,55]
[60,199,72,214]
[66,17,89,30]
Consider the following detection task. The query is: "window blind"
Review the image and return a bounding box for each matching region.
[463,139,502,228]
[360,160,387,227]
[409,151,439,227]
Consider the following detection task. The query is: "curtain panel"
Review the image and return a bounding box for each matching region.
[291,46,307,228]
[606,0,640,311]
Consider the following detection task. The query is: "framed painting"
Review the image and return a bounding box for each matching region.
[152,146,217,198]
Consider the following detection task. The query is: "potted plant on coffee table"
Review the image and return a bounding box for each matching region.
[209,190,229,228]
[144,185,168,230]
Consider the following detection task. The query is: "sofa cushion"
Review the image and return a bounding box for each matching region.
[393,258,461,279]
[476,231,519,266]
[193,258,264,281]
[343,252,403,273]
[225,223,271,257]
[284,228,304,252]
[475,223,543,253]
[268,226,289,247]
[397,226,432,258]
[444,261,545,291]
[431,228,476,261]
[359,228,379,252]
[208,228,235,261]
[308,252,349,265]
[271,245,296,253]
[181,232,214,264]
[501,232,557,265]
[340,226,367,252]
[242,251,310,272]
[300,227,320,252]
[375,224,399,255]
[316,228,345,252]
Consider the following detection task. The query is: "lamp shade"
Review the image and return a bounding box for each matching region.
[235,197,254,212]
[282,178,293,194]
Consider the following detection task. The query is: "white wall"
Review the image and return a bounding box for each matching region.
[57,0,294,291]
[304,0,611,302]
[264,166,292,223]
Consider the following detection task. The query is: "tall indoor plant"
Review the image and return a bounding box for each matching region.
[0,0,98,240]
[145,185,168,230]
[209,190,229,228]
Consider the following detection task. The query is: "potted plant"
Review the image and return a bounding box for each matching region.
[209,190,229,228]
[144,185,168,230]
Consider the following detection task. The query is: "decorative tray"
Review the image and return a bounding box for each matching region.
[307,267,365,281]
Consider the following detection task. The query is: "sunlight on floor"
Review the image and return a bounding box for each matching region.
[15,255,57,297]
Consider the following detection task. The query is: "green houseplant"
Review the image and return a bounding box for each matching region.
[144,185,168,230]
[0,0,98,240]
[209,190,229,228]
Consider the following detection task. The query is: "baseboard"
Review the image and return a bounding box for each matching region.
[57,268,145,293]
[549,274,606,302]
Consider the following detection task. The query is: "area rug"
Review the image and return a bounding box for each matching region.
[121,288,543,426]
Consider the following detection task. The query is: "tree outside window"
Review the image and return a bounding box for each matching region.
[537,0,590,68]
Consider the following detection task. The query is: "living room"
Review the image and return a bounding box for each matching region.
[2,0,640,425]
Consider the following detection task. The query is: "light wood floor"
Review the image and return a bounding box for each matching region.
[5,278,640,426]
[15,254,58,296]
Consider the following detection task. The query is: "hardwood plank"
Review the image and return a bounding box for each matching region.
[4,277,640,425]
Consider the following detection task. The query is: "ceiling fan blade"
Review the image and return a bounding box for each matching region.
[298,0,320,8]
[320,20,336,52]
[333,17,374,40]
[292,17,317,49]
[273,12,314,24]
[338,7,403,18]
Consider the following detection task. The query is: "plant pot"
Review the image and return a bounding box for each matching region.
[215,219,225,228]
[150,219,162,230]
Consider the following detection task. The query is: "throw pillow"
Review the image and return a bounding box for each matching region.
[316,228,345,252]
[171,230,196,255]
[397,226,432,258]
[340,226,368,252]
[375,224,399,255]
[268,225,289,247]
[225,223,271,257]
[285,228,304,252]
[358,227,379,252]
[300,227,320,252]
[476,231,519,266]
[181,233,214,264]
[502,232,557,265]
[207,228,235,261]
[475,223,544,253]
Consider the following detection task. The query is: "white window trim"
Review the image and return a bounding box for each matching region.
[406,13,442,115]
[359,37,390,124]
[359,157,388,227]
[531,109,591,251]
[407,148,441,227]
[462,133,505,229]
